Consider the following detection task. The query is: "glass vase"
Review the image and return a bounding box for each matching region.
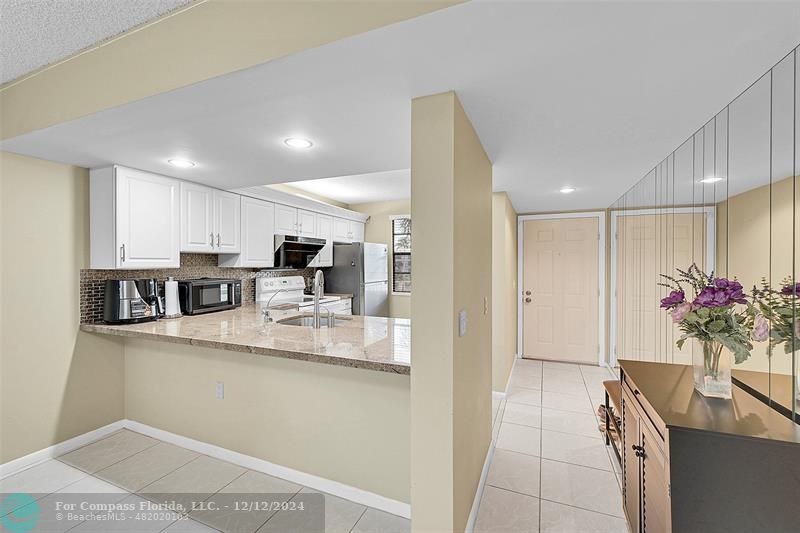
[692,340,732,399]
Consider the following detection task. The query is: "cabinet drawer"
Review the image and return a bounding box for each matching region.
[623,371,667,444]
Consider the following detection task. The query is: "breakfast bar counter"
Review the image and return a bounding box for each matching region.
[81,303,411,374]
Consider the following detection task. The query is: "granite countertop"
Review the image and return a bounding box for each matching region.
[619,360,800,444]
[80,304,411,374]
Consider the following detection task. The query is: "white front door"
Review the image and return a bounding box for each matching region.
[522,217,599,363]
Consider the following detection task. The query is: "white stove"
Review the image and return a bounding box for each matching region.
[255,276,338,308]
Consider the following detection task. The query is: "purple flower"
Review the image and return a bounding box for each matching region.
[670,302,692,323]
[752,314,769,342]
[781,283,800,296]
[660,290,685,309]
[693,278,747,308]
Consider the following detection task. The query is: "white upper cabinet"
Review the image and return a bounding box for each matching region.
[214,190,241,253]
[181,184,240,253]
[274,204,298,235]
[297,209,317,238]
[219,196,274,268]
[350,220,365,242]
[310,214,333,267]
[90,166,180,269]
[333,217,365,243]
[333,217,351,242]
[180,182,214,253]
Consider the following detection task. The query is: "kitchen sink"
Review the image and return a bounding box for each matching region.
[277,315,350,327]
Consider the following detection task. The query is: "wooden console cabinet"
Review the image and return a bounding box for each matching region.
[619,360,800,533]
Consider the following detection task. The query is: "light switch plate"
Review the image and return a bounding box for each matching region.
[458,309,467,337]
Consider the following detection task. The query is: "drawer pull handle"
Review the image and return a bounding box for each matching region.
[632,445,643,452]
[635,450,644,458]
[634,389,640,396]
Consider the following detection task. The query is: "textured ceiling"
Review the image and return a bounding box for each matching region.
[0,0,194,84]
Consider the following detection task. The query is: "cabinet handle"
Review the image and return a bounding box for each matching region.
[633,389,640,396]
[120,244,126,262]
[631,445,643,452]
[216,233,221,247]
[635,450,644,458]
[210,232,215,248]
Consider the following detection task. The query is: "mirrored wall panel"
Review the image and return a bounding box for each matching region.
[610,45,799,421]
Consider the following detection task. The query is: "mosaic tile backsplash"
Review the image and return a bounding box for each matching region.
[80,253,313,323]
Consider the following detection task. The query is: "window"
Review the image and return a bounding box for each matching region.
[391,216,411,293]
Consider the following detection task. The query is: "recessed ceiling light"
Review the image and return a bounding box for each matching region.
[168,158,196,168]
[559,186,576,194]
[699,176,724,184]
[284,137,313,149]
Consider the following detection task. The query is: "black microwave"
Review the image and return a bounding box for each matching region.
[178,278,242,315]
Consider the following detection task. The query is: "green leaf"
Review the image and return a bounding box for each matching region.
[696,308,711,319]
[707,320,726,333]
[713,334,751,364]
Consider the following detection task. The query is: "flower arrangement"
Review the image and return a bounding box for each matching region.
[748,278,800,355]
[659,264,753,398]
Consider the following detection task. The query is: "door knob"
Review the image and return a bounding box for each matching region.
[525,297,532,303]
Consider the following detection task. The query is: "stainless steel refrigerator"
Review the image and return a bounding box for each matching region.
[326,242,389,316]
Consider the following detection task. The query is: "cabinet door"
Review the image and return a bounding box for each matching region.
[214,190,241,253]
[180,182,214,253]
[297,209,317,238]
[275,204,298,235]
[622,386,642,532]
[240,197,274,267]
[641,422,669,533]
[350,221,365,242]
[333,217,351,242]
[311,214,333,267]
[116,167,180,268]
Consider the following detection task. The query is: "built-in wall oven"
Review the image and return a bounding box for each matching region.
[178,278,241,315]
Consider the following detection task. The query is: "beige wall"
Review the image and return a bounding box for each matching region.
[0,151,125,463]
[349,199,411,319]
[410,92,492,532]
[492,192,517,391]
[718,175,797,374]
[124,338,410,502]
[0,0,461,140]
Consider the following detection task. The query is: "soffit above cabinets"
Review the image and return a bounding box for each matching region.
[2,1,799,212]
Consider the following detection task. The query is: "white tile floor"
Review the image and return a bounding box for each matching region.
[0,430,409,533]
[475,359,629,533]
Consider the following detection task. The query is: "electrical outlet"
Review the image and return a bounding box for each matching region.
[215,381,224,400]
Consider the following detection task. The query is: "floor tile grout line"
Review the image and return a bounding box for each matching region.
[93,443,201,492]
[485,483,625,521]
[500,420,606,441]
[348,507,370,533]
[56,431,163,477]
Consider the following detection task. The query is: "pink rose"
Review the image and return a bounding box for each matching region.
[671,302,692,323]
[752,314,769,343]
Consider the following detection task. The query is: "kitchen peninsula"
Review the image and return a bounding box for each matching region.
[81,303,410,374]
[80,304,412,509]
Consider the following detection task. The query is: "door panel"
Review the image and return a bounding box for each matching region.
[622,386,642,532]
[214,191,241,253]
[297,209,317,237]
[333,218,351,242]
[240,197,274,267]
[180,182,214,253]
[641,422,669,533]
[523,217,599,362]
[274,204,298,235]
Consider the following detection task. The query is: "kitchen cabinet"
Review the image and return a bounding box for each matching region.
[310,214,333,267]
[181,183,240,253]
[275,204,298,235]
[219,196,274,268]
[333,217,365,243]
[90,166,180,269]
[214,190,241,253]
[180,182,214,253]
[297,209,317,238]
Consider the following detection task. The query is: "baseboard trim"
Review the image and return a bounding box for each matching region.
[123,420,411,519]
[0,420,126,480]
[464,438,495,533]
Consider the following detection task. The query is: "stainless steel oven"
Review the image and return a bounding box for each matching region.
[177,278,241,315]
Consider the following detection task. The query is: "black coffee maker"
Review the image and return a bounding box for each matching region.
[103,278,163,324]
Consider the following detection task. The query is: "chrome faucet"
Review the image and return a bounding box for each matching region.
[313,270,324,328]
